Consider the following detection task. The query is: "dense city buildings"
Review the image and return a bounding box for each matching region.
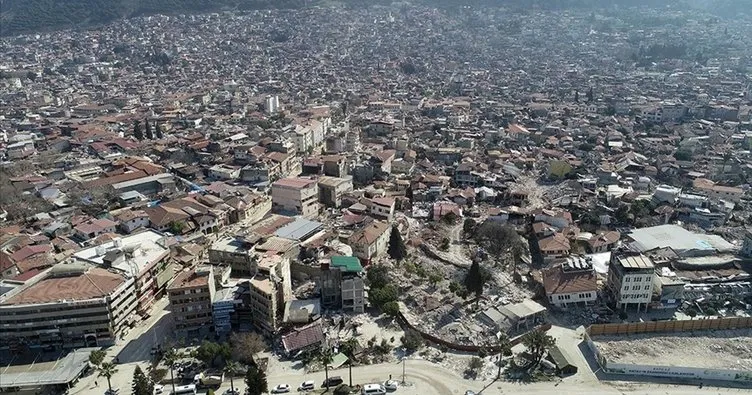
[2,0,752,393]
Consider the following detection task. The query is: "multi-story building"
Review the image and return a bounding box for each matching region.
[0,265,136,350]
[209,236,259,277]
[212,285,241,337]
[271,177,319,218]
[167,266,216,338]
[248,255,292,336]
[318,176,353,208]
[369,197,395,220]
[349,221,391,262]
[73,231,172,314]
[543,256,598,307]
[319,256,365,313]
[607,253,656,311]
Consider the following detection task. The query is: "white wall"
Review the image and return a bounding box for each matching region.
[548,290,597,307]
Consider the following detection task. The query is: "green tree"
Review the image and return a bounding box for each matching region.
[168,221,185,235]
[574,91,580,103]
[98,362,118,393]
[495,333,512,379]
[673,149,692,161]
[522,329,556,366]
[333,384,351,395]
[467,356,484,376]
[586,87,594,102]
[464,261,485,300]
[366,265,390,289]
[368,283,398,308]
[224,361,240,394]
[194,341,231,368]
[163,348,183,395]
[155,122,164,139]
[340,338,359,387]
[133,120,144,140]
[401,329,423,353]
[89,349,106,366]
[442,211,458,225]
[132,365,153,395]
[387,226,407,261]
[382,301,400,317]
[318,347,335,390]
[244,366,268,395]
[145,120,154,140]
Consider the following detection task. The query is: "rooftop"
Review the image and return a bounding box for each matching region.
[1,266,127,306]
[72,230,170,276]
[273,177,317,190]
[168,267,211,290]
[330,256,363,273]
[613,253,655,270]
[274,217,323,241]
[628,224,735,256]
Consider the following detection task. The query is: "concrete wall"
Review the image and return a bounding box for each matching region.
[585,318,752,384]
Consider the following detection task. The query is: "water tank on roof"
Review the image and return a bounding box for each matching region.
[113,237,123,248]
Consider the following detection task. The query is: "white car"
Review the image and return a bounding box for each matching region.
[272,384,291,393]
[223,388,240,395]
[465,391,477,395]
[384,380,398,391]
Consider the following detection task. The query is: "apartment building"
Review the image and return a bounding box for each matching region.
[543,256,598,307]
[248,255,292,336]
[167,266,216,338]
[317,176,353,208]
[72,231,172,314]
[0,265,137,350]
[271,177,319,218]
[607,253,656,312]
[209,236,259,277]
[349,221,391,262]
[319,256,365,313]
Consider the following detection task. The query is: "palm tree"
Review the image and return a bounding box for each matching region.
[224,361,240,394]
[522,329,556,367]
[339,338,359,387]
[98,362,118,392]
[163,348,183,394]
[318,347,335,391]
[495,333,512,379]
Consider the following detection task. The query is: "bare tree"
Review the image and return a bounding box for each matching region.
[229,332,266,365]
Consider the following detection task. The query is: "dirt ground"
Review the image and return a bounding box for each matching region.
[592,329,752,371]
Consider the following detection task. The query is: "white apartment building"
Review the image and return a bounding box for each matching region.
[271,177,319,218]
[607,253,656,311]
[543,256,598,307]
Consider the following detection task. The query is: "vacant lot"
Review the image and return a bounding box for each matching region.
[593,329,752,371]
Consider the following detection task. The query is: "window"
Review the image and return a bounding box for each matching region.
[635,277,642,282]
[644,286,651,290]
[625,277,630,283]
[632,286,639,291]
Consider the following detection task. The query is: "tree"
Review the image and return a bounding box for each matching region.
[224,361,240,394]
[464,261,485,300]
[89,349,106,366]
[194,341,231,368]
[382,301,400,317]
[387,226,407,261]
[463,218,476,238]
[340,338,359,387]
[155,122,164,139]
[244,366,268,395]
[439,237,450,251]
[474,222,526,270]
[368,283,398,308]
[168,221,185,235]
[673,149,692,161]
[163,348,183,394]
[318,347,335,390]
[574,91,579,103]
[98,362,118,392]
[495,333,512,379]
[366,265,390,289]
[145,120,154,140]
[229,332,265,366]
[586,87,594,103]
[401,329,423,353]
[133,120,144,140]
[442,211,458,225]
[467,357,484,376]
[132,365,153,395]
[522,329,556,366]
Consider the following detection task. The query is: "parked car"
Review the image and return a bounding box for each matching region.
[153,384,164,394]
[362,384,386,395]
[272,384,291,393]
[321,376,343,388]
[384,380,398,391]
[223,388,240,395]
[465,391,477,395]
[298,380,315,391]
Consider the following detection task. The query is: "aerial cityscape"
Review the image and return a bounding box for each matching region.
[1,1,752,395]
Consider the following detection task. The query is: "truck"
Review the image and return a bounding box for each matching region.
[192,372,224,389]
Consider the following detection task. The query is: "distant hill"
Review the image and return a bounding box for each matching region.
[0,0,738,37]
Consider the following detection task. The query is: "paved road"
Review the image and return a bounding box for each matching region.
[70,298,172,395]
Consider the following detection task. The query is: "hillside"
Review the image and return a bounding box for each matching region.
[0,0,744,37]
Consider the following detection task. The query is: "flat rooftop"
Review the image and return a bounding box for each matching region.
[168,268,210,290]
[1,266,126,306]
[0,347,97,388]
[73,230,170,276]
[628,224,735,255]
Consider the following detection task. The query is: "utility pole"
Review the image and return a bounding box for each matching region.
[401,356,406,385]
